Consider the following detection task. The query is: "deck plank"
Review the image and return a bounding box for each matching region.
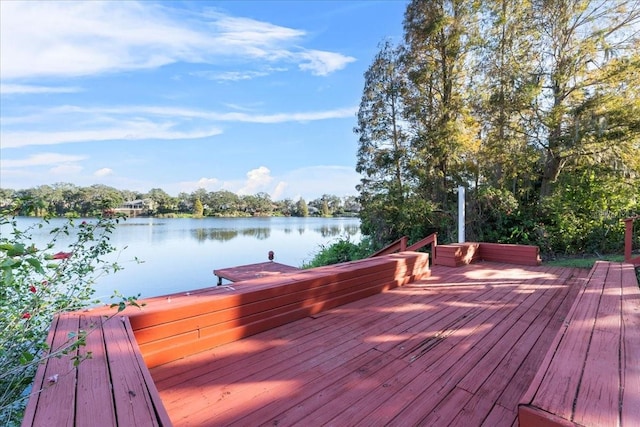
[228,291,463,425]
[573,263,621,427]
[378,280,559,426]
[309,284,521,425]
[621,263,640,426]
[451,272,578,425]
[154,292,409,399]
[530,262,608,420]
[75,316,116,425]
[102,317,160,426]
[30,315,79,426]
[150,263,589,426]
[495,272,586,411]
[162,288,458,425]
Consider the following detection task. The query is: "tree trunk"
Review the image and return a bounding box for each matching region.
[540,151,564,198]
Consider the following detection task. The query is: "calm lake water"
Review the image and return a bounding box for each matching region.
[6,217,361,302]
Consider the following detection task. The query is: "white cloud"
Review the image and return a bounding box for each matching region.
[0,1,355,80]
[193,70,270,82]
[237,166,273,195]
[298,50,356,76]
[94,168,113,177]
[164,165,359,201]
[0,84,82,95]
[195,177,220,189]
[1,153,87,168]
[1,122,222,148]
[278,166,360,199]
[177,177,221,193]
[271,181,288,200]
[0,104,354,148]
[50,164,83,175]
[40,104,357,124]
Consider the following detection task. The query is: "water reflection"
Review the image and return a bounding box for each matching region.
[191,222,359,243]
[314,224,360,238]
[242,228,270,240]
[192,228,238,242]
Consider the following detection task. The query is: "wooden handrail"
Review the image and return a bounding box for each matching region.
[370,236,408,258]
[369,233,438,258]
[623,216,640,265]
[406,232,438,252]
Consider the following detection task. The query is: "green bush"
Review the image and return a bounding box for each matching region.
[303,237,372,268]
[538,169,638,255]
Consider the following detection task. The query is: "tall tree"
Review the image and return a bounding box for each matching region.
[193,198,204,218]
[403,0,481,206]
[295,198,309,217]
[476,0,540,197]
[356,41,409,200]
[529,0,640,197]
[355,41,413,244]
[146,188,176,214]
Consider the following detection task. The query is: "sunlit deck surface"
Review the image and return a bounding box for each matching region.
[151,262,589,426]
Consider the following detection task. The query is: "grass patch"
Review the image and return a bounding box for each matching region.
[546,254,625,269]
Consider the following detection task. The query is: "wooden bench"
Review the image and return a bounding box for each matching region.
[22,314,172,427]
[120,252,430,368]
[213,261,301,285]
[434,242,541,267]
[434,243,480,267]
[518,261,640,426]
[477,242,541,265]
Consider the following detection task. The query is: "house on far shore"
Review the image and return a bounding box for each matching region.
[114,199,155,216]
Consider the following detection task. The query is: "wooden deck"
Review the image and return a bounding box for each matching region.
[150,262,593,426]
[213,261,301,285]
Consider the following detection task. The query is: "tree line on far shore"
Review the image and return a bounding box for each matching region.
[0,184,360,218]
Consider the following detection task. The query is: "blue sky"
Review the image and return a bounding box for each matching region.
[0,1,407,201]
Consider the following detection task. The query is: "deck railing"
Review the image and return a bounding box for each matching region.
[370,233,437,258]
[406,233,438,252]
[623,216,640,265]
[369,236,408,258]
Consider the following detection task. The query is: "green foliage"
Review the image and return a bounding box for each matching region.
[321,200,331,217]
[193,198,204,218]
[295,198,309,217]
[0,185,360,219]
[356,0,640,254]
[537,168,639,255]
[468,186,522,243]
[546,254,625,269]
[303,237,373,268]
[0,202,140,425]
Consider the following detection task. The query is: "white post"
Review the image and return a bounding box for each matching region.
[458,186,465,243]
